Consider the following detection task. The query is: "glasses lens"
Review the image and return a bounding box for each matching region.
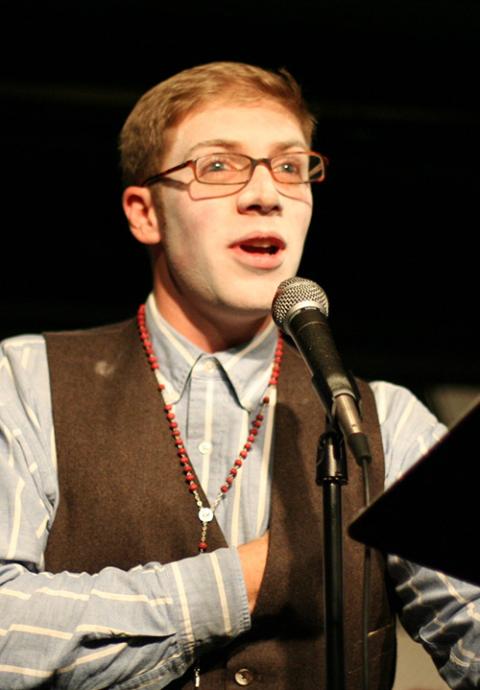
[196,154,251,184]
[271,153,325,183]
[308,154,326,182]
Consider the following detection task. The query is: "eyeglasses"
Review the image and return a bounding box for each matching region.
[141,151,328,188]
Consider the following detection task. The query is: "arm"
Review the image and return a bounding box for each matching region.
[372,381,480,689]
[237,531,269,614]
[0,337,250,689]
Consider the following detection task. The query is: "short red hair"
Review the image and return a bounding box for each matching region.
[119,61,316,187]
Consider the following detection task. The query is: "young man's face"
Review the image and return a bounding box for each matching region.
[152,99,313,328]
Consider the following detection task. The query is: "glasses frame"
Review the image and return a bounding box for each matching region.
[141,151,328,188]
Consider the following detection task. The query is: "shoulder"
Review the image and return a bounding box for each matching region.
[0,335,54,480]
[44,318,138,366]
[1,333,46,354]
[369,380,447,488]
[369,380,440,431]
[44,318,136,344]
[1,334,50,401]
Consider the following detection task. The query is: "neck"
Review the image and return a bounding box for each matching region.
[152,284,272,352]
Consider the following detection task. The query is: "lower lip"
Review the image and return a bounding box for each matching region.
[229,245,285,269]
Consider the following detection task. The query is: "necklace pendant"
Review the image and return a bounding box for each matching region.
[198,507,214,523]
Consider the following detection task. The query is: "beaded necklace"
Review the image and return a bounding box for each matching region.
[136,304,284,553]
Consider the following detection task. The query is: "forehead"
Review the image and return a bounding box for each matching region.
[162,99,307,162]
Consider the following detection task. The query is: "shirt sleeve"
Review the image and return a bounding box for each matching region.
[0,336,250,690]
[371,380,480,688]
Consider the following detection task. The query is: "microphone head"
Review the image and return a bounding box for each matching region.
[272,277,329,331]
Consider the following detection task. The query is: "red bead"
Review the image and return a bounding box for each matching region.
[136,303,284,522]
[199,542,208,551]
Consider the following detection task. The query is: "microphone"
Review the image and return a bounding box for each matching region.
[272,277,371,464]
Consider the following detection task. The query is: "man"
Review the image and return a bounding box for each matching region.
[0,62,479,689]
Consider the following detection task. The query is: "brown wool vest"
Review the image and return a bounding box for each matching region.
[44,319,396,689]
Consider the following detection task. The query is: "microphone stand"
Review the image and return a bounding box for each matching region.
[317,417,348,690]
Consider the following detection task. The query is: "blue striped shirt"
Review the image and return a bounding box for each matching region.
[0,294,479,688]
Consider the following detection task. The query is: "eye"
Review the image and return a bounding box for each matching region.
[206,159,228,172]
[196,154,250,182]
[272,154,306,181]
[197,157,225,176]
[275,158,299,173]
[198,154,242,173]
[280,161,300,173]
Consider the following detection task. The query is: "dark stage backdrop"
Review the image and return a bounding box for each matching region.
[1,0,478,401]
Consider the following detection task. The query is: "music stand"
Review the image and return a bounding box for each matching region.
[349,399,480,586]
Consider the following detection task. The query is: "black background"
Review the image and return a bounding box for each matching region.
[1,0,478,400]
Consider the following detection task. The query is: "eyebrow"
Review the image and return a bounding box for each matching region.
[184,138,309,159]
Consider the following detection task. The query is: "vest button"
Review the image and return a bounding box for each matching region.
[234,668,255,686]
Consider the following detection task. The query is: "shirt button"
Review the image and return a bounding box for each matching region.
[203,359,216,372]
[198,441,212,454]
[234,668,255,686]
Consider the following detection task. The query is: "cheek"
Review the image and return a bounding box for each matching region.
[294,203,313,241]
[163,213,216,274]
[284,186,312,221]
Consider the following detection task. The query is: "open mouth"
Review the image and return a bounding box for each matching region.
[240,243,279,255]
[232,236,286,255]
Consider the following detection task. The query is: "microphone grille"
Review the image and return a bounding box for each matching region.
[272,277,329,329]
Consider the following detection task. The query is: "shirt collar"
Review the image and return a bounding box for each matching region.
[145,293,279,411]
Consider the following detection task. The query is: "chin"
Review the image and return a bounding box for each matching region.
[222,286,278,314]
[219,299,274,325]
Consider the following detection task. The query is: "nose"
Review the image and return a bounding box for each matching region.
[236,162,282,215]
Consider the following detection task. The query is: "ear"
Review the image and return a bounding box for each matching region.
[122,186,163,245]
